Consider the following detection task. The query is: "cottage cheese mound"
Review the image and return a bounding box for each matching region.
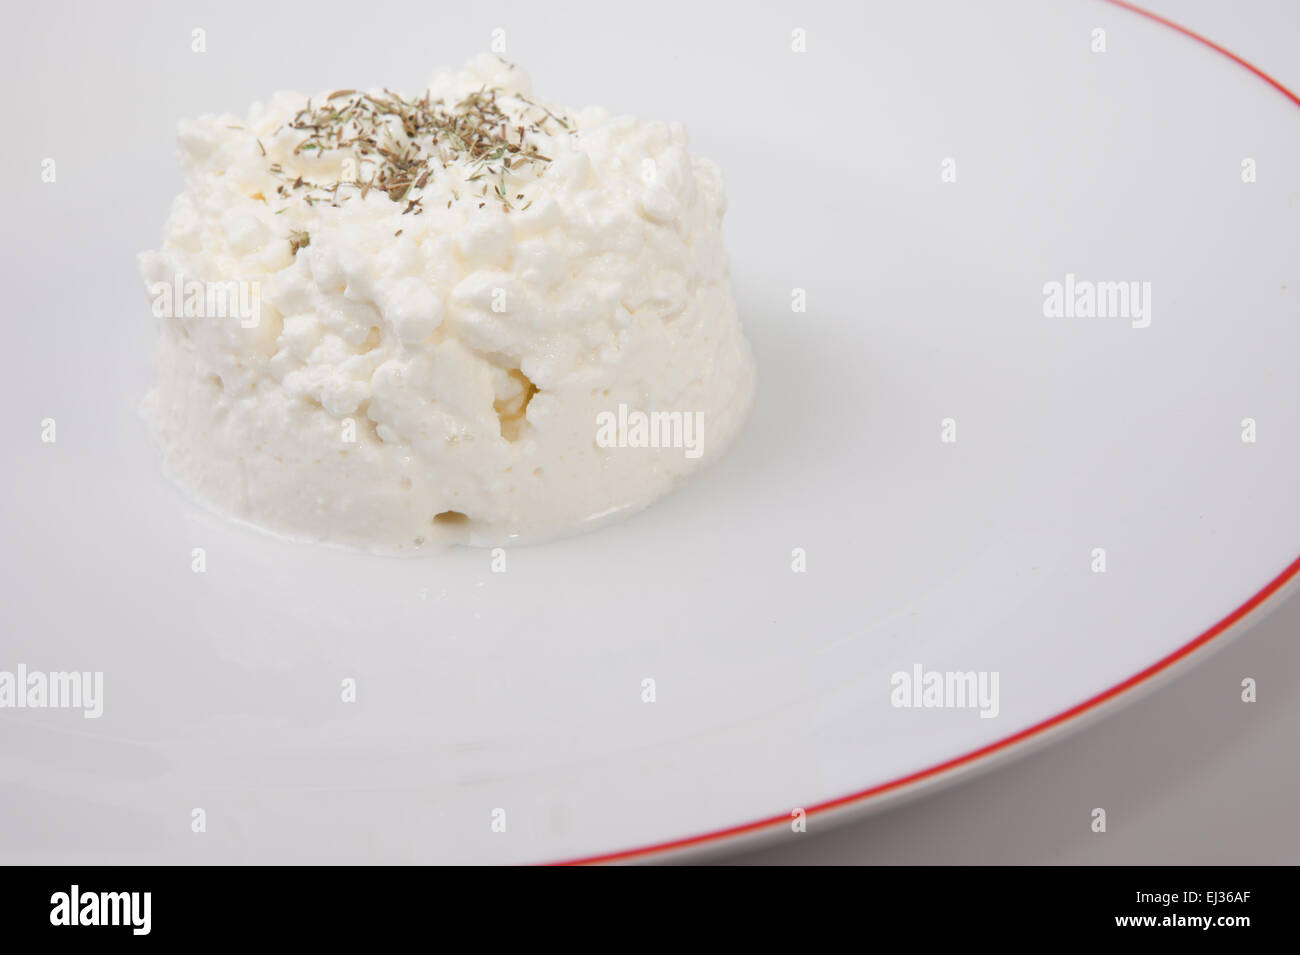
[139,55,755,550]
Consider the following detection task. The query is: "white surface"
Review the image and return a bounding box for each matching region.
[0,0,1296,864]
[722,0,1300,867]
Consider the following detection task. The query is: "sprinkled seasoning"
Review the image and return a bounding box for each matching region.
[268,84,569,213]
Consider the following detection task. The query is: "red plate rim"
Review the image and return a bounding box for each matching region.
[549,0,1300,865]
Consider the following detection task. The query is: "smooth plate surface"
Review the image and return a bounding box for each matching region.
[0,0,1297,864]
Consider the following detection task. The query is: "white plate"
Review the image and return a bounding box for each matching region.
[1,0,1297,864]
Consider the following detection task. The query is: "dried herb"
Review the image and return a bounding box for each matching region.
[266,78,567,213]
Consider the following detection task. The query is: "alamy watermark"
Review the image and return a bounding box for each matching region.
[0,665,103,718]
[595,404,704,459]
[891,663,999,719]
[1043,273,1151,328]
[50,886,150,935]
[149,274,261,328]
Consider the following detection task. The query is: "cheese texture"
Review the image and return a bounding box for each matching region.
[139,55,755,550]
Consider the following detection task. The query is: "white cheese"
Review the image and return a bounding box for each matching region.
[139,54,755,550]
